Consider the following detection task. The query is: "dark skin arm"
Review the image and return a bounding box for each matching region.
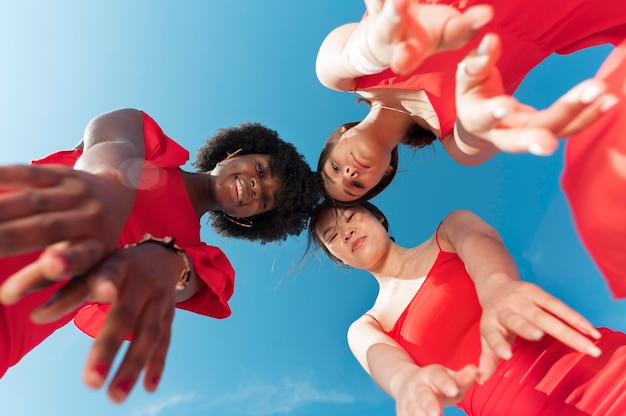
[0,108,146,302]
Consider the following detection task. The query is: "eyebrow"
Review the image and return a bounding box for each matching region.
[321,167,357,197]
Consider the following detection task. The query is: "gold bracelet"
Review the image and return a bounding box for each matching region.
[125,233,192,291]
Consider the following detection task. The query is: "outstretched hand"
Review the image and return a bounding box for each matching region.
[454,33,618,164]
[476,279,602,383]
[26,242,182,403]
[363,0,493,75]
[392,363,477,416]
[0,164,135,304]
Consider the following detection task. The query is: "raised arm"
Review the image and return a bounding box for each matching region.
[446,33,618,165]
[437,210,602,382]
[315,0,492,91]
[0,109,147,301]
[348,315,477,416]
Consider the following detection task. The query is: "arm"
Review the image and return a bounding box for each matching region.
[447,33,618,166]
[348,315,477,416]
[0,109,148,303]
[437,210,602,382]
[315,0,492,91]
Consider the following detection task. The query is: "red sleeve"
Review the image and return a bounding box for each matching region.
[31,111,190,168]
[175,245,235,319]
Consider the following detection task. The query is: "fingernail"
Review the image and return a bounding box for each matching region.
[93,363,109,379]
[587,344,602,358]
[477,36,490,55]
[471,15,492,30]
[447,386,459,396]
[600,95,619,112]
[529,143,552,156]
[530,329,544,340]
[580,85,602,104]
[115,379,133,400]
[492,106,508,119]
[150,374,161,389]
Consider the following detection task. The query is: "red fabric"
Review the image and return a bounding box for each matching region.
[382,246,626,415]
[0,111,235,375]
[355,0,626,138]
[562,39,626,298]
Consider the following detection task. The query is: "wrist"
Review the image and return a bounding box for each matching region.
[125,233,192,291]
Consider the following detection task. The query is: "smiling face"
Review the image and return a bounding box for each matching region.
[315,205,390,270]
[321,128,393,202]
[209,153,282,218]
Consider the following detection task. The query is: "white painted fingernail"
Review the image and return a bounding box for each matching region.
[580,85,602,104]
[587,345,602,358]
[600,95,619,112]
[477,36,490,55]
[529,143,552,156]
[492,107,508,119]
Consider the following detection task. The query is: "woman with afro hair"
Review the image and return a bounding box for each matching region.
[0,108,322,403]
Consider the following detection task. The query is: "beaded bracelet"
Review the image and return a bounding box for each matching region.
[125,233,192,291]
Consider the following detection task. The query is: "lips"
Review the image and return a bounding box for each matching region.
[352,154,369,169]
[352,236,366,252]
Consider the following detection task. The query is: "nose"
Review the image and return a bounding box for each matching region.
[343,165,358,180]
[250,178,259,200]
[343,228,354,242]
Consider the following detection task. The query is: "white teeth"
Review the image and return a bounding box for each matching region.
[235,178,243,204]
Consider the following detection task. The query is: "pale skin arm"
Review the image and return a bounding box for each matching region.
[437,210,602,382]
[445,33,618,166]
[348,316,477,416]
[315,0,493,92]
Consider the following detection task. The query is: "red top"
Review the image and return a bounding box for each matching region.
[355,0,626,137]
[32,112,235,338]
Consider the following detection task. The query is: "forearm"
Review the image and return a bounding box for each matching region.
[366,342,421,399]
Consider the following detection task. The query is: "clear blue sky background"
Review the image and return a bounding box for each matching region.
[0,1,624,415]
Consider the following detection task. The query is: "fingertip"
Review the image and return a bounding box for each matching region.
[83,364,108,390]
[528,143,556,156]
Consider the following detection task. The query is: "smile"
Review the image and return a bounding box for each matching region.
[235,177,245,204]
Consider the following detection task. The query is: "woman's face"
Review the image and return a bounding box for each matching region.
[315,205,389,270]
[210,154,282,218]
[321,129,392,202]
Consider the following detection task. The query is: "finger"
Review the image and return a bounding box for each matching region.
[429,367,460,398]
[480,324,513,360]
[82,291,140,390]
[0,207,103,257]
[142,307,174,393]
[456,33,501,89]
[454,364,478,389]
[107,303,164,402]
[531,87,618,138]
[524,285,601,339]
[392,38,427,75]
[0,259,58,305]
[477,337,500,384]
[487,126,560,156]
[39,238,114,278]
[0,186,86,222]
[30,274,92,324]
[439,5,494,51]
[0,165,66,190]
[413,385,443,416]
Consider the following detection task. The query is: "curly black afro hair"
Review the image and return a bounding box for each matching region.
[193,122,323,244]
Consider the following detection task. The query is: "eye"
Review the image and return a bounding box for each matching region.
[262,194,267,210]
[347,212,355,222]
[257,162,264,177]
[331,162,339,172]
[329,233,338,243]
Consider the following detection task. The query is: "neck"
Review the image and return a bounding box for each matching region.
[181,170,214,220]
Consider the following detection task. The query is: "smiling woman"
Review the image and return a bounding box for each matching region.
[0,108,322,403]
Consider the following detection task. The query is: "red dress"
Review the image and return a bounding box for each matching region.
[562,39,626,298]
[371,233,626,415]
[355,0,626,138]
[0,112,235,377]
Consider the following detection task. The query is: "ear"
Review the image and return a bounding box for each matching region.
[376,214,385,224]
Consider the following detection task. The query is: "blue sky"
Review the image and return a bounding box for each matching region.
[0,1,624,415]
